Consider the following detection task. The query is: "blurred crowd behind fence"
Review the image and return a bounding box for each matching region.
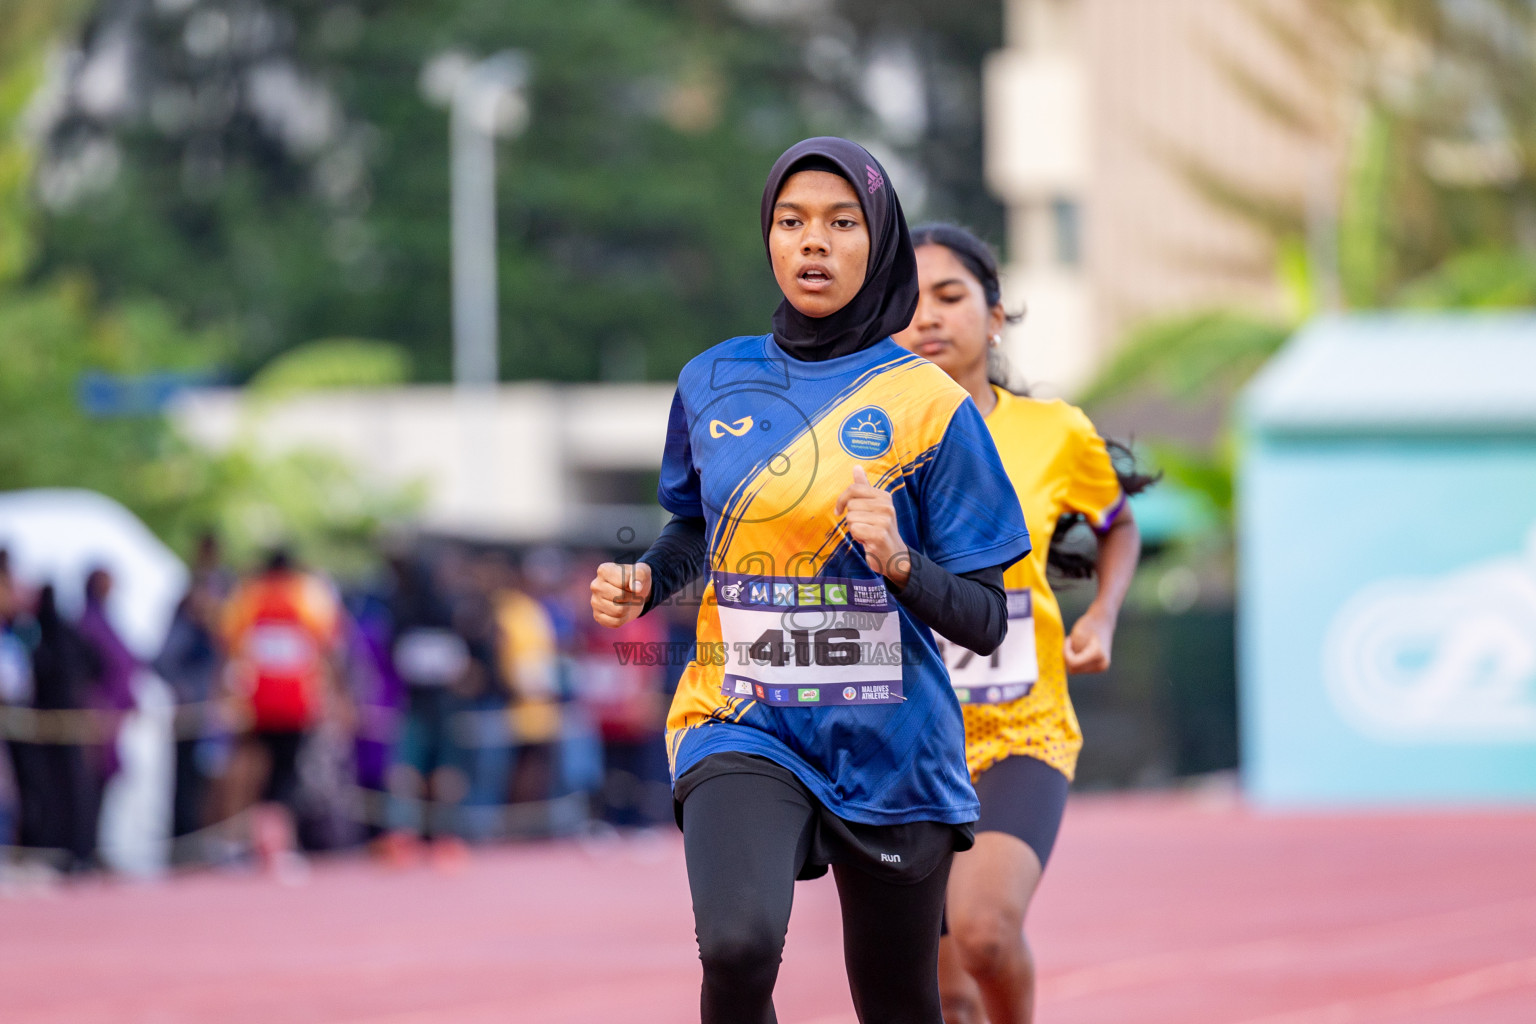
[0,492,702,877]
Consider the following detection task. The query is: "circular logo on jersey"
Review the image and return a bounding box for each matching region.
[986,687,1002,703]
[838,406,893,460]
[842,686,858,701]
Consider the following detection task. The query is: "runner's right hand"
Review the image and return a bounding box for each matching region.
[590,561,653,628]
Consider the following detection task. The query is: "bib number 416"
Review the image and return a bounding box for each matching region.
[748,628,860,668]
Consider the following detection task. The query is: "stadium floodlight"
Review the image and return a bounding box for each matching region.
[422,50,530,390]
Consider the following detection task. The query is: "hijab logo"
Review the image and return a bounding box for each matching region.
[710,415,754,438]
[865,164,884,194]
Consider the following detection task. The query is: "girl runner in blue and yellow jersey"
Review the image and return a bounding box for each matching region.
[894,224,1150,1024]
[590,140,1031,1024]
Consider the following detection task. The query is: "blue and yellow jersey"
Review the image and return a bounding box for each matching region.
[943,387,1125,781]
[659,335,1031,826]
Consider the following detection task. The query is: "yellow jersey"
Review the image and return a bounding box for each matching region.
[958,387,1125,781]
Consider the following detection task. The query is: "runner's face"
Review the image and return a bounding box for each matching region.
[769,170,870,318]
[894,244,1003,383]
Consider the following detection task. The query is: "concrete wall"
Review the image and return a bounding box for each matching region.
[172,384,675,542]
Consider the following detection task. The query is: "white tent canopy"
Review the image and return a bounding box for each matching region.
[0,488,187,659]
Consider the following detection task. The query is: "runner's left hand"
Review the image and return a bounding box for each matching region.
[834,466,911,586]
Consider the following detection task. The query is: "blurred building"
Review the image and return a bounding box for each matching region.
[173,385,674,544]
[986,0,1336,394]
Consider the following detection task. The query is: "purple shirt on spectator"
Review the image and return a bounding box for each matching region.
[78,598,140,714]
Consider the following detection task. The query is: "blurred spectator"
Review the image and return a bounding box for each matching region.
[496,561,559,703]
[444,553,518,845]
[0,552,31,710]
[0,553,30,846]
[383,551,478,861]
[190,532,237,601]
[153,566,227,849]
[502,551,602,817]
[222,549,342,877]
[342,581,403,839]
[522,546,581,657]
[573,583,669,827]
[77,567,141,787]
[17,586,100,870]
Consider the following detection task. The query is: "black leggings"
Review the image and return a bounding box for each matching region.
[682,769,952,1024]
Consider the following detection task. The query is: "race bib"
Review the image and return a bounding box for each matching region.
[714,572,905,706]
[940,588,1038,705]
[394,627,470,687]
[248,622,317,673]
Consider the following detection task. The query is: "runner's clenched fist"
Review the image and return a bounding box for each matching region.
[590,561,653,628]
[834,466,911,586]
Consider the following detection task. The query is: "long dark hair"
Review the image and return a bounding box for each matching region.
[909,223,1159,580]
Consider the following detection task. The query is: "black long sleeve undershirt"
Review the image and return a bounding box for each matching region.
[637,514,710,614]
[635,514,1011,654]
[889,552,1008,655]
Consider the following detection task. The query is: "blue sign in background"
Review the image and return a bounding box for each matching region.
[1240,437,1536,806]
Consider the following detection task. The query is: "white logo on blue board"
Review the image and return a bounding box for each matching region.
[838,406,893,460]
[748,582,770,605]
[1324,524,1536,740]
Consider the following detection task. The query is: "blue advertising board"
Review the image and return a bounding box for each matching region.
[1240,315,1536,805]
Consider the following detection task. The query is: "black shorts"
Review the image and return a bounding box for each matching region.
[254,729,306,808]
[972,753,1070,868]
[675,751,972,882]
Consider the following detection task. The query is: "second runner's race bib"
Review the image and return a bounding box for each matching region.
[939,588,1038,705]
[714,572,905,706]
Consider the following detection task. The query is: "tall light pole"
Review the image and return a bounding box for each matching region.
[424,50,529,389]
[421,51,529,534]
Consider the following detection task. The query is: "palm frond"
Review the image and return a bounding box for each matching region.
[1080,310,1292,407]
[1152,137,1308,239]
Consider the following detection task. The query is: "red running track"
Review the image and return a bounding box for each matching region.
[4,791,1536,1024]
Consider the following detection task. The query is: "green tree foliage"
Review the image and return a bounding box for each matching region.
[1082,312,1290,532]
[1080,311,1293,410]
[144,433,423,577]
[0,4,416,573]
[0,1,187,515]
[0,0,87,282]
[33,0,1004,383]
[0,278,197,501]
[247,337,411,396]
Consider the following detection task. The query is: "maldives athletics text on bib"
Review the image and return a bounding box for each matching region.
[939,588,1038,705]
[714,570,905,707]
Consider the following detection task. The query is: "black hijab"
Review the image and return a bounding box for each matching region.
[761,137,919,362]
